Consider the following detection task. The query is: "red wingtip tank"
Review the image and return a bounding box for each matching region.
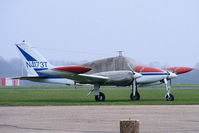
[135,65,163,73]
[53,66,92,74]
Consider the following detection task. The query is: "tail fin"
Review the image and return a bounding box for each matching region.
[16,41,53,76]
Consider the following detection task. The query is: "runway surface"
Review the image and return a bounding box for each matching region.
[1,105,199,133]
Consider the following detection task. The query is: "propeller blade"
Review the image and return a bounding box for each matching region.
[127,63,134,71]
[127,63,142,79]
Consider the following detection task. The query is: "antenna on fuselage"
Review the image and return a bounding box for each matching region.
[117,51,123,57]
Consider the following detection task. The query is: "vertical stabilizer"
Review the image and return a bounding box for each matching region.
[15,41,53,76]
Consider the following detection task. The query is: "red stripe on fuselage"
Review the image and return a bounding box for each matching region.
[53,66,92,74]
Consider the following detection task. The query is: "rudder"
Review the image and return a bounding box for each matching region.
[16,41,53,76]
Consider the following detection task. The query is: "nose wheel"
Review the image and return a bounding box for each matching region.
[164,78,175,101]
[165,93,174,101]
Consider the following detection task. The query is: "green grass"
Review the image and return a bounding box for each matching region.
[0,88,199,106]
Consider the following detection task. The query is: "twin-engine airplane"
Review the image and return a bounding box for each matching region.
[14,41,193,102]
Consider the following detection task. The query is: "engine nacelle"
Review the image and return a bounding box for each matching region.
[95,70,134,86]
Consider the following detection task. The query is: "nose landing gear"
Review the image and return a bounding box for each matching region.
[164,78,174,101]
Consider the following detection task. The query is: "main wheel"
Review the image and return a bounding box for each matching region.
[165,93,174,101]
[95,92,105,102]
[130,92,140,101]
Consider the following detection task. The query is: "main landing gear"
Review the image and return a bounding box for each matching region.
[87,84,105,102]
[130,79,140,101]
[95,92,105,102]
[88,81,141,102]
[164,78,174,101]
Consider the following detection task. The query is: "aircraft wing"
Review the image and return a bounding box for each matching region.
[12,66,109,84]
[59,74,109,83]
[13,74,109,84]
[39,68,109,83]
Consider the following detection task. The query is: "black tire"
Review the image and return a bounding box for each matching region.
[165,93,174,101]
[130,92,140,101]
[95,92,105,102]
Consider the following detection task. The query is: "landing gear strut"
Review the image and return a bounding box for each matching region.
[130,79,140,101]
[88,84,105,102]
[164,78,174,101]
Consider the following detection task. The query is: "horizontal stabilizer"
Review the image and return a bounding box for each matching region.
[12,76,48,80]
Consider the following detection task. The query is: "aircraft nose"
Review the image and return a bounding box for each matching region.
[175,67,193,74]
[168,72,178,79]
[134,72,142,79]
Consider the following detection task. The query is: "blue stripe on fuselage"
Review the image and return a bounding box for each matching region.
[141,73,167,76]
[34,68,60,78]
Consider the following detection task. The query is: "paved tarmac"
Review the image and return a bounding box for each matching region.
[1,105,199,133]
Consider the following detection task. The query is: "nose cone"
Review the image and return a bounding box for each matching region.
[168,72,178,79]
[134,72,142,79]
[175,67,193,74]
[165,67,193,74]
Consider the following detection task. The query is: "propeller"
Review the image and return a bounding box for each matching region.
[127,63,142,93]
[166,71,178,80]
[127,63,142,80]
[164,70,177,89]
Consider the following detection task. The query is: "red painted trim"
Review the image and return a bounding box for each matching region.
[13,80,17,86]
[53,66,92,74]
[135,65,163,73]
[1,78,6,86]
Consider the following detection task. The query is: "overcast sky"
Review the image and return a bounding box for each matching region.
[1,0,199,66]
